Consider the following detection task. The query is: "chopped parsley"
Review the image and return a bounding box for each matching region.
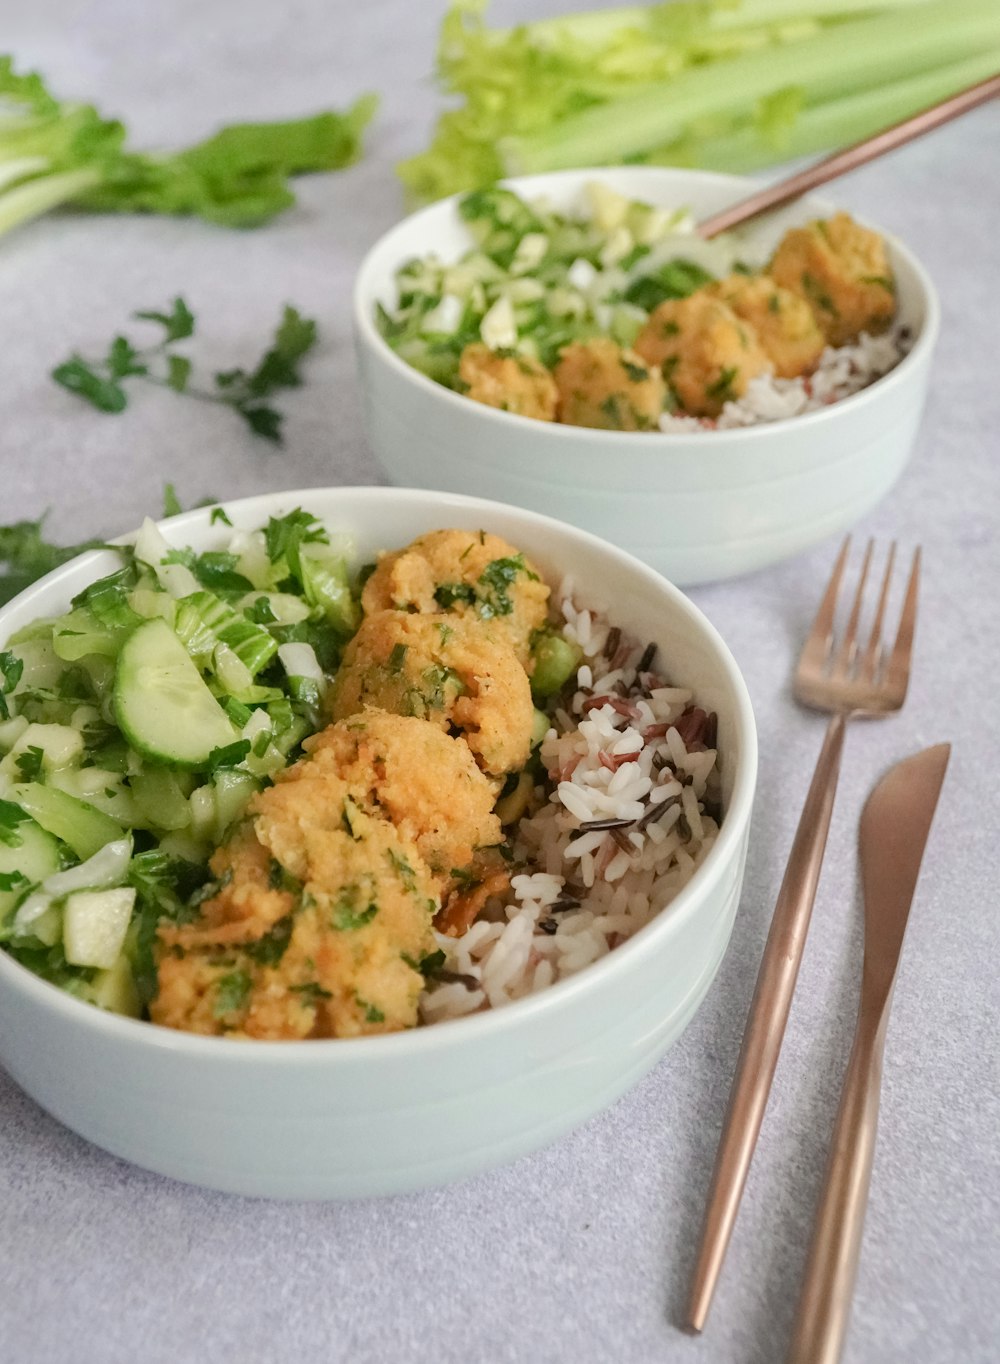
[433,581,476,610]
[291,981,332,1004]
[0,799,29,848]
[340,794,364,839]
[243,914,294,965]
[206,739,251,774]
[267,859,300,894]
[14,745,44,782]
[331,883,379,930]
[801,272,839,317]
[387,848,417,892]
[621,358,649,383]
[477,553,535,619]
[356,996,385,1024]
[705,366,739,403]
[861,274,896,295]
[213,969,252,1017]
[0,650,24,720]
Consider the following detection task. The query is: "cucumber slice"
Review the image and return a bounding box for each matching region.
[0,818,62,924]
[114,618,236,768]
[11,783,124,860]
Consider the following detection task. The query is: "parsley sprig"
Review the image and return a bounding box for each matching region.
[52,298,318,444]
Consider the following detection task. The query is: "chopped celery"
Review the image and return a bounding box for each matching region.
[297,545,360,634]
[174,590,278,676]
[52,607,126,661]
[11,781,125,859]
[50,767,144,828]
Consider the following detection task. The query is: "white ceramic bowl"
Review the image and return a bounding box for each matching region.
[0,487,756,1199]
[354,167,939,586]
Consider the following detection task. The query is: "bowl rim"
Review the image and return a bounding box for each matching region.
[0,484,758,1061]
[352,164,940,448]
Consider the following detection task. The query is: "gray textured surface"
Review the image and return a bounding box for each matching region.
[2,3,999,1362]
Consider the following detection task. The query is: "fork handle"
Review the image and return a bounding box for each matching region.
[785,1012,885,1364]
[685,711,848,1332]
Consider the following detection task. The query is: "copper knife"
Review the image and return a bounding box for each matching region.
[785,742,951,1364]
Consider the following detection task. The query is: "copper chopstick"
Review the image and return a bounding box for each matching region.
[698,71,1000,239]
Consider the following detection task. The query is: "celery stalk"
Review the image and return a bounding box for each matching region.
[0,166,102,236]
[659,51,1000,174]
[502,1,1000,174]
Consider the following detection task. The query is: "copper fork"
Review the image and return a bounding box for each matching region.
[684,537,920,1332]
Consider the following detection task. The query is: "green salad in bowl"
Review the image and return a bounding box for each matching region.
[0,508,360,1015]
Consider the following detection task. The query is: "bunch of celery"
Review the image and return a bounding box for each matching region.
[0,57,377,239]
[399,0,1000,202]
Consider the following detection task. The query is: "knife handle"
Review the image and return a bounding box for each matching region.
[786,1014,886,1364]
[685,711,848,1331]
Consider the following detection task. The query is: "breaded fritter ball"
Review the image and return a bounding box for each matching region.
[458,342,558,421]
[152,814,438,1041]
[708,274,825,379]
[552,338,665,431]
[361,529,549,666]
[297,708,502,878]
[330,613,533,777]
[769,213,896,347]
[634,294,771,417]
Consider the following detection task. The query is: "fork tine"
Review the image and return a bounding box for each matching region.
[884,547,921,700]
[830,539,874,678]
[857,542,896,684]
[799,537,851,674]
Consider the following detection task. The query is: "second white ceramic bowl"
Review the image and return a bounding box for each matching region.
[354,167,939,586]
[0,487,756,1199]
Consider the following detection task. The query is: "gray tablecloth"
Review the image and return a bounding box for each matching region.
[2,4,999,1361]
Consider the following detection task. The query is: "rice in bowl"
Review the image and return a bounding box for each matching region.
[424,578,720,1022]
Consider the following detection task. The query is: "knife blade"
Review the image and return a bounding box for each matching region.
[786,742,950,1364]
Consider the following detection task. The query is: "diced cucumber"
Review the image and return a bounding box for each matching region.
[530,632,583,698]
[63,887,136,968]
[6,637,63,694]
[495,770,534,826]
[114,618,237,768]
[189,769,257,845]
[212,770,259,841]
[531,708,552,748]
[0,715,29,753]
[11,782,124,860]
[128,587,176,624]
[0,818,62,924]
[131,767,193,831]
[237,591,310,626]
[27,904,62,947]
[84,952,141,1017]
[0,721,84,779]
[134,518,200,598]
[157,828,210,864]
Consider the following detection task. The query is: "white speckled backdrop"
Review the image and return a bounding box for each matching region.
[2,3,999,1361]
